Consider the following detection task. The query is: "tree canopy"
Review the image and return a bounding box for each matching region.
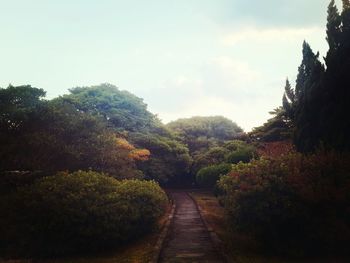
[167,116,243,152]
[0,84,196,185]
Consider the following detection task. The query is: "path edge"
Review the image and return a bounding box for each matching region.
[188,192,230,263]
[149,203,176,263]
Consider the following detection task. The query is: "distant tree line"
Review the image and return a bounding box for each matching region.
[0,84,247,186]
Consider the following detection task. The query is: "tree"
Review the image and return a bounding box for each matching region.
[277,1,350,152]
[321,0,350,151]
[282,78,295,123]
[0,85,145,177]
[167,116,243,177]
[58,84,192,185]
[131,132,192,185]
[167,116,243,153]
[293,42,325,152]
[326,0,341,60]
[0,85,46,133]
[60,83,160,132]
[250,107,291,142]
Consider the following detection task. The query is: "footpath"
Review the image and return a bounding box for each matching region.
[158,191,224,263]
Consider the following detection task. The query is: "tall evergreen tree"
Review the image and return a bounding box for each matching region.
[321,0,350,151]
[326,0,341,62]
[341,1,350,45]
[271,1,350,152]
[293,42,325,152]
[282,78,295,123]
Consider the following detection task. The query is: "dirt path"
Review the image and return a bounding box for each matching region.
[159,191,224,263]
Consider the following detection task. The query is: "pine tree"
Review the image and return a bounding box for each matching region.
[293,42,325,152]
[321,0,350,151]
[282,78,295,123]
[341,1,350,43]
[277,1,350,152]
[326,0,341,61]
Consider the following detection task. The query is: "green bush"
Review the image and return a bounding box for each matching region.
[217,152,350,256]
[196,163,231,188]
[226,147,255,164]
[0,171,168,256]
[223,140,249,151]
[191,147,230,175]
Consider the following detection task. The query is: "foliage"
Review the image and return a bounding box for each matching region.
[217,152,350,256]
[225,141,255,164]
[191,147,229,175]
[0,171,168,256]
[131,132,192,185]
[58,84,192,185]
[167,116,244,179]
[226,150,253,164]
[190,140,255,177]
[167,116,243,153]
[278,1,350,152]
[196,163,232,188]
[256,141,295,158]
[282,79,295,123]
[0,85,46,133]
[250,107,292,142]
[0,85,151,179]
[292,42,325,152]
[0,84,244,186]
[321,0,350,151]
[60,83,160,132]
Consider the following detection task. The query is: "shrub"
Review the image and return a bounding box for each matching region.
[0,171,168,256]
[223,140,249,151]
[225,141,256,164]
[217,152,350,256]
[196,163,232,188]
[191,147,230,175]
[255,141,294,158]
[226,148,254,164]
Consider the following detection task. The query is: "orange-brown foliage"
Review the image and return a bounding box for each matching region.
[256,141,295,158]
[116,138,135,151]
[128,149,151,161]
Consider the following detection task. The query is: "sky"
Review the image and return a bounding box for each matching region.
[0,0,342,131]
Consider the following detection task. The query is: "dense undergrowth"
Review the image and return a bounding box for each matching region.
[217,150,350,257]
[0,171,168,257]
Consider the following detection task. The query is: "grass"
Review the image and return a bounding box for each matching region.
[190,190,347,263]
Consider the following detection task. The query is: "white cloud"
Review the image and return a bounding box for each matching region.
[151,56,279,131]
[158,93,274,132]
[221,26,324,46]
[203,56,263,95]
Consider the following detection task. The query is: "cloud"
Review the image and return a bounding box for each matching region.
[221,26,324,46]
[220,0,331,27]
[200,56,263,96]
[159,93,274,132]
[145,22,328,132]
[149,56,279,131]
